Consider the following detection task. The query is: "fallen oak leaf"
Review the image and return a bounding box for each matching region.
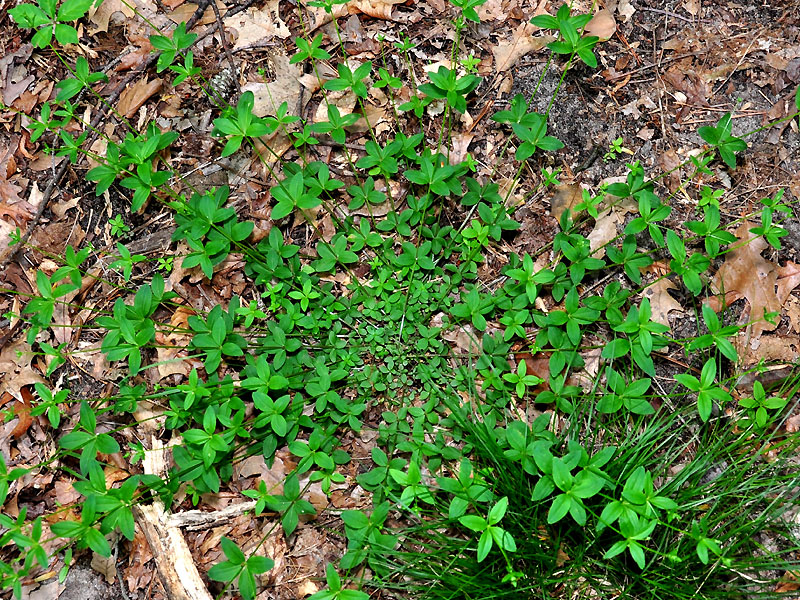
[550,183,584,221]
[708,222,780,338]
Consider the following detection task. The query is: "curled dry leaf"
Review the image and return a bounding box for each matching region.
[245,54,304,118]
[776,261,800,304]
[224,0,291,50]
[154,306,194,380]
[346,0,405,20]
[87,0,136,33]
[0,339,46,403]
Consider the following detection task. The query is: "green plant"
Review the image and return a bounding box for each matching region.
[603,136,632,162]
[9,0,94,47]
[208,537,274,600]
[698,112,747,169]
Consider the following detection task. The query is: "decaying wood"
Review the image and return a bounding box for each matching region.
[132,436,214,600]
[167,500,257,531]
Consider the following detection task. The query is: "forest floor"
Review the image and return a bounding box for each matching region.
[1,0,800,599]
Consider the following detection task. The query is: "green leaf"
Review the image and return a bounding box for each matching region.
[57,0,94,21]
[221,536,246,564]
[487,497,508,525]
[459,515,486,532]
[547,494,571,523]
[476,529,493,562]
[208,561,241,582]
[9,4,50,28]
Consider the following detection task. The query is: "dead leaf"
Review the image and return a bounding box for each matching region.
[91,552,118,584]
[682,0,700,16]
[663,67,710,106]
[28,152,65,172]
[0,144,24,208]
[643,279,683,328]
[297,580,319,597]
[708,222,780,338]
[9,385,35,439]
[87,0,136,33]
[658,148,681,194]
[476,0,504,21]
[225,0,291,50]
[117,77,163,118]
[617,0,635,21]
[449,132,474,166]
[154,305,194,380]
[244,54,304,118]
[585,9,616,41]
[492,23,554,73]
[776,262,800,304]
[734,333,799,366]
[587,208,621,258]
[0,339,46,403]
[785,296,800,333]
[550,183,583,221]
[346,0,405,19]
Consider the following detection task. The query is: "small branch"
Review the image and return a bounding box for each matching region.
[209,0,242,96]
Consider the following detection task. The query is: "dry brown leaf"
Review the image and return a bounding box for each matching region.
[225,0,291,50]
[643,279,683,328]
[297,580,319,597]
[658,148,681,194]
[682,0,700,16]
[585,9,616,41]
[87,0,136,33]
[776,261,800,304]
[786,296,800,333]
[154,305,194,380]
[346,0,405,19]
[91,552,118,584]
[10,386,35,439]
[476,0,505,21]
[168,1,218,24]
[734,333,799,366]
[0,339,46,403]
[449,132,475,166]
[587,208,621,258]
[28,152,65,172]
[663,67,710,106]
[617,0,636,21]
[708,222,780,338]
[550,183,583,221]
[0,145,24,208]
[492,23,554,73]
[117,77,163,118]
[245,54,304,118]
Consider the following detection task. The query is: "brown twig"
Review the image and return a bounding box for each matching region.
[209,0,242,95]
[638,6,710,24]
